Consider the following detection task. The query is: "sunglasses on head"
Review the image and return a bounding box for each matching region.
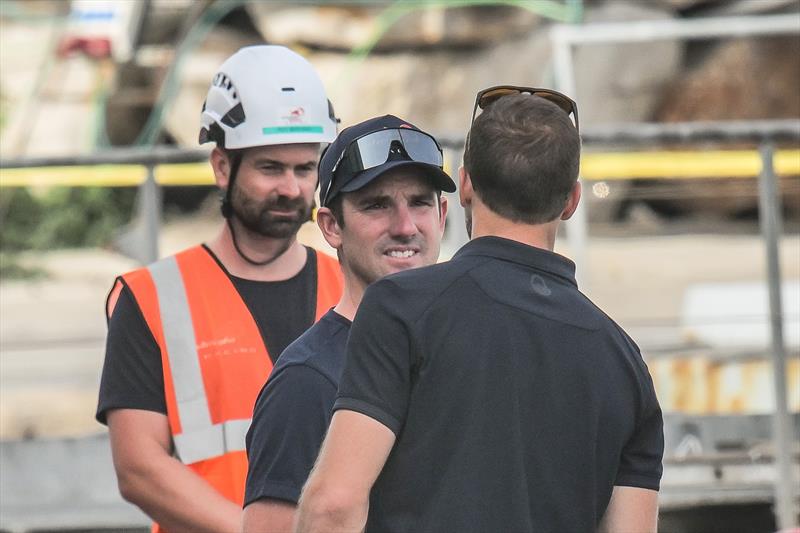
[471,85,579,133]
[322,128,444,206]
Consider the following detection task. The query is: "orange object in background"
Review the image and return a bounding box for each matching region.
[649,356,800,414]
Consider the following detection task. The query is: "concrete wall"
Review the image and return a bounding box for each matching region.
[0,433,147,533]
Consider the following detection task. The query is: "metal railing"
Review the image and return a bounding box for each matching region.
[2,118,800,529]
[551,11,800,527]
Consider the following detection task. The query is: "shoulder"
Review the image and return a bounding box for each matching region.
[576,295,657,407]
[259,360,338,406]
[115,247,213,314]
[252,334,342,424]
[360,258,484,324]
[272,312,350,385]
[119,246,207,284]
[371,258,477,301]
[389,255,478,288]
[579,294,645,359]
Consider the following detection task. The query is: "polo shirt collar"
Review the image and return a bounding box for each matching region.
[453,236,578,287]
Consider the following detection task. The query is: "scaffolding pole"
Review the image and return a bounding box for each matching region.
[551,13,800,528]
[758,142,798,529]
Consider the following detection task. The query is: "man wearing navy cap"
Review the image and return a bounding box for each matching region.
[242,115,454,532]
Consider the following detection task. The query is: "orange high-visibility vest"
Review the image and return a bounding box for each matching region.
[106,245,342,532]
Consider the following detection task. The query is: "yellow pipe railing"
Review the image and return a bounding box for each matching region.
[1,149,799,188]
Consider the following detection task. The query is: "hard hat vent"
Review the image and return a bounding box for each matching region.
[220,103,245,128]
[212,73,240,103]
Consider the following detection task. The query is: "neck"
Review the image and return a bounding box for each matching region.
[470,200,559,251]
[333,270,367,321]
[207,220,306,281]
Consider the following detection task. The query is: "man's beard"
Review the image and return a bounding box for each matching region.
[229,183,314,239]
[464,204,473,239]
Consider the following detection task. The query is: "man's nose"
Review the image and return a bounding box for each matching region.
[390,204,418,238]
[276,171,302,198]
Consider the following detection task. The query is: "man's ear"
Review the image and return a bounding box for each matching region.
[316,207,343,250]
[458,166,473,208]
[560,181,582,220]
[210,147,230,190]
[438,195,448,234]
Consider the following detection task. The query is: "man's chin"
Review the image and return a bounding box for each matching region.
[382,255,426,275]
[253,219,303,239]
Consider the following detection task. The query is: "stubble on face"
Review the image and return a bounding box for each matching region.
[230,181,314,239]
[338,170,443,288]
[224,143,320,240]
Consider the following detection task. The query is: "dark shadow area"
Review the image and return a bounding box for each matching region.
[659,503,777,533]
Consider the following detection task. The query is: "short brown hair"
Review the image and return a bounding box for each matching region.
[463,94,581,224]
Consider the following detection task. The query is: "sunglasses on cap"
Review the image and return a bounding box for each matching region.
[322,128,445,205]
[471,85,579,133]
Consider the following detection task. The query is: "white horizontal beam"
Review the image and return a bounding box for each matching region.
[552,13,799,46]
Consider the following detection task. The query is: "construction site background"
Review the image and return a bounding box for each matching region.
[1,1,799,532]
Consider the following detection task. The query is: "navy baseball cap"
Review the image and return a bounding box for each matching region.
[319,115,456,207]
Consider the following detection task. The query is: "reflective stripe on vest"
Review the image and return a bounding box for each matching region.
[106,246,344,516]
[110,246,343,533]
[172,418,250,464]
[118,247,344,465]
[147,255,235,462]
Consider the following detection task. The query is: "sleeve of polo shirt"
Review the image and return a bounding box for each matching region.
[615,373,664,491]
[244,364,337,507]
[334,279,412,436]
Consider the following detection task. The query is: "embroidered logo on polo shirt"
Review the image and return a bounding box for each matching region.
[530,274,552,296]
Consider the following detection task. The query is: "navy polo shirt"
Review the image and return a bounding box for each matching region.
[335,236,664,533]
[244,309,351,506]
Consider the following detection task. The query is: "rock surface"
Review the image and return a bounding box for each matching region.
[647,35,800,216]
[3,2,797,158]
[656,36,800,122]
[245,4,543,51]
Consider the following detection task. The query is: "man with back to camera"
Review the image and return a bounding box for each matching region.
[95,45,344,532]
[296,87,664,533]
[241,114,455,532]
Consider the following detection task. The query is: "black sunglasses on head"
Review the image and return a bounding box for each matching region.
[471,85,579,133]
[322,128,444,206]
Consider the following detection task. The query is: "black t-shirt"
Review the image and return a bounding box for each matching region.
[244,309,351,506]
[335,236,664,533]
[96,245,320,424]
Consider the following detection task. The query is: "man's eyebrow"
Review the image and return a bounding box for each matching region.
[410,191,436,200]
[354,193,390,205]
[251,158,286,167]
[250,158,318,169]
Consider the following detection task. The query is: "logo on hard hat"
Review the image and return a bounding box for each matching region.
[280,107,306,124]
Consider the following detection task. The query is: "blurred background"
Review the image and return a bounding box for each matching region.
[0,0,798,532]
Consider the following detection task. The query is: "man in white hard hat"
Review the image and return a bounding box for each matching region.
[96,45,343,532]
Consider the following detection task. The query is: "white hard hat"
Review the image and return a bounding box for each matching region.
[199,45,337,149]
